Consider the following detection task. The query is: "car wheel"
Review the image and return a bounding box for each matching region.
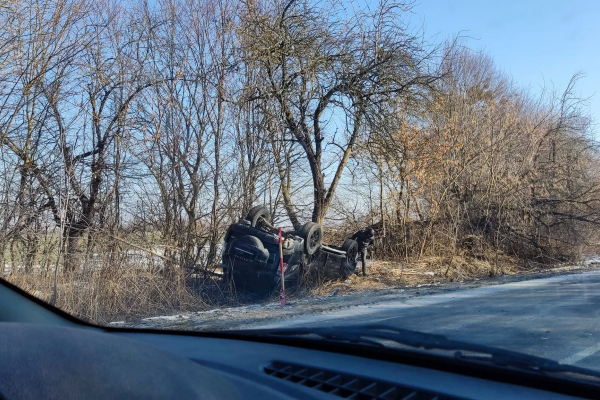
[300,222,322,255]
[340,239,358,278]
[245,205,271,228]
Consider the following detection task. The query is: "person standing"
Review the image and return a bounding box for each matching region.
[350,228,375,276]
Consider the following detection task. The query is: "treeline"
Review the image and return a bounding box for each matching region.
[0,0,597,282]
[359,54,600,264]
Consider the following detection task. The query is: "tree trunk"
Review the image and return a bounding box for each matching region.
[64,229,82,272]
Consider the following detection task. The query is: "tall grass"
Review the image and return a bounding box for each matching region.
[2,234,207,324]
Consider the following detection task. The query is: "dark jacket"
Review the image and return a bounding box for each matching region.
[350,229,374,251]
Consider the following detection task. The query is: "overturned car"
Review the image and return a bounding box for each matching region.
[221,206,359,294]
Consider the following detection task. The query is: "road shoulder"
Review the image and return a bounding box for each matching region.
[110,258,600,331]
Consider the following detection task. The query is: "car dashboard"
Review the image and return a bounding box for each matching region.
[0,279,592,399]
[119,329,586,400]
[0,322,587,399]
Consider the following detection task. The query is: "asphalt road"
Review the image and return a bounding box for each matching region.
[259,270,600,369]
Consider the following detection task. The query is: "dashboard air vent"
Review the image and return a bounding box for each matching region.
[263,360,461,400]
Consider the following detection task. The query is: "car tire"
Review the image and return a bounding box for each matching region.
[245,206,271,228]
[340,239,359,278]
[300,222,322,255]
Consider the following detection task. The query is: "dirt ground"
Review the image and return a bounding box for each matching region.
[109,255,600,332]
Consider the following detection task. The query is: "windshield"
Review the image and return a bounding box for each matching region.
[2,0,600,386]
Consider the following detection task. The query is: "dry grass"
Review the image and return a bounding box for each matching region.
[0,239,548,325]
[5,266,207,324]
[5,254,521,324]
[309,254,523,297]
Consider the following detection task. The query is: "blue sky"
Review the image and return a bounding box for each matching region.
[407,0,599,127]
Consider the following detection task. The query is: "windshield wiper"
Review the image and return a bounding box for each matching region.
[248,324,600,381]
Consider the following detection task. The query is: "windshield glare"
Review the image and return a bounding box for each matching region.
[2,0,600,384]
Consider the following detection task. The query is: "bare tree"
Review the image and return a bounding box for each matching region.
[240,0,445,225]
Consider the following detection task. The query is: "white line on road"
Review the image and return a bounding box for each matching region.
[560,343,600,365]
